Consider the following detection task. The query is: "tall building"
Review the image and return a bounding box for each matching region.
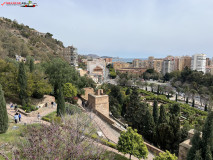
[153,59,163,73]
[162,56,175,75]
[179,56,192,71]
[133,59,141,68]
[63,46,78,67]
[148,56,154,69]
[112,62,130,70]
[191,54,206,73]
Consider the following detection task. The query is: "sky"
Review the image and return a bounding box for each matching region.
[0,0,213,58]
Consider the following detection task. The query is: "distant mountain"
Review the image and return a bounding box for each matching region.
[82,54,100,59]
[101,56,112,58]
[0,17,64,60]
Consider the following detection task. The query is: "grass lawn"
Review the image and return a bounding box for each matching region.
[0,120,25,160]
[0,121,24,144]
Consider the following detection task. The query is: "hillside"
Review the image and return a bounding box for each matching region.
[0,17,64,60]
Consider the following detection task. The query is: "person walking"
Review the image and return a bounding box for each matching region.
[10,103,14,110]
[14,113,18,123]
[37,112,41,122]
[18,113,21,122]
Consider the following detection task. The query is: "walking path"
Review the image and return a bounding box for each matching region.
[6,97,154,160]
[77,99,155,160]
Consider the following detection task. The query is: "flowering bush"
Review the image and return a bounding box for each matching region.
[13,115,109,160]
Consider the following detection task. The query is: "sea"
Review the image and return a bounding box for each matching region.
[112,58,146,63]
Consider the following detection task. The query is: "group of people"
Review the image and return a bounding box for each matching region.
[10,103,18,111]
[10,101,55,124]
[14,112,21,123]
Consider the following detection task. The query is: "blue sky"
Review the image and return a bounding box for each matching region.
[0,0,213,58]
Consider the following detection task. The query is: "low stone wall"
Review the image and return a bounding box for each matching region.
[144,142,164,156]
[18,107,44,117]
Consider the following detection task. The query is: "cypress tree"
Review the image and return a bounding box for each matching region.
[186,97,189,104]
[194,150,202,160]
[201,111,213,158]
[57,85,65,117]
[169,114,181,153]
[126,88,140,123]
[125,88,131,95]
[18,62,28,106]
[157,85,160,95]
[153,100,158,124]
[192,99,195,107]
[0,85,8,134]
[158,105,167,124]
[29,58,34,73]
[187,132,202,160]
[204,104,208,112]
[143,110,155,142]
[205,145,212,160]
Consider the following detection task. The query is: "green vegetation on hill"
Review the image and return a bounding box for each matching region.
[0,17,64,60]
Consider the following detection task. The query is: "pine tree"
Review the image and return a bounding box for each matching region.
[18,62,28,106]
[153,100,158,124]
[0,85,8,134]
[29,58,34,73]
[57,85,65,117]
[158,105,167,124]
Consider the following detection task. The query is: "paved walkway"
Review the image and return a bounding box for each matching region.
[77,99,155,160]
[7,95,57,125]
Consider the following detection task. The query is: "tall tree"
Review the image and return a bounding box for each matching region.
[205,145,212,160]
[158,105,167,124]
[143,110,155,142]
[29,58,34,73]
[194,150,203,160]
[18,61,28,106]
[201,111,213,158]
[169,114,181,153]
[153,100,159,124]
[125,88,140,123]
[117,127,148,160]
[125,88,131,95]
[0,85,8,134]
[57,85,65,117]
[187,131,202,160]
[44,58,78,97]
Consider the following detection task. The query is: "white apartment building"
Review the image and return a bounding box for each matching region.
[191,54,206,73]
